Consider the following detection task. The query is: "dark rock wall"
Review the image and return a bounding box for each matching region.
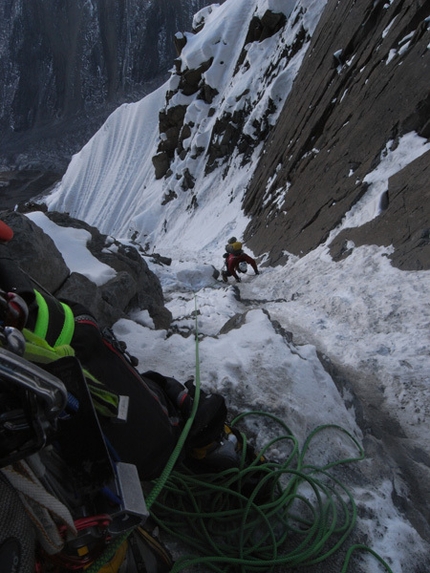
[243,0,430,271]
[152,7,293,182]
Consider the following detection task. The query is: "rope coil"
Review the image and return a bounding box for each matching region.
[151,415,394,573]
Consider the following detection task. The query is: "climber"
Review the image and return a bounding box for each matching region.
[222,244,259,283]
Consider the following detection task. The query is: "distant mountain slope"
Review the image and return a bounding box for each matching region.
[0,0,218,172]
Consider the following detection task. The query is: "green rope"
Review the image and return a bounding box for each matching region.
[86,297,395,573]
[145,295,202,508]
[150,415,394,573]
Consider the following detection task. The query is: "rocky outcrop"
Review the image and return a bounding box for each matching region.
[329,149,430,270]
[243,0,430,271]
[0,210,172,330]
[152,7,296,180]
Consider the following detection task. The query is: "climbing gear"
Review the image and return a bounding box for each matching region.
[0,337,150,571]
[33,290,75,349]
[0,346,67,468]
[32,356,149,571]
[184,422,273,504]
[123,525,173,572]
[238,261,248,273]
[143,371,194,416]
[0,290,29,331]
[0,294,152,570]
[0,325,26,355]
[22,328,126,423]
[188,424,241,469]
[225,241,243,257]
[0,259,177,571]
[151,415,394,573]
[0,471,37,573]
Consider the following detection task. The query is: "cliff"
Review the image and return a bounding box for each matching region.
[0,0,218,173]
[243,0,430,271]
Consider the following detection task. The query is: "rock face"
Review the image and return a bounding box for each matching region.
[152,6,291,181]
[243,0,430,272]
[0,0,219,173]
[0,210,172,330]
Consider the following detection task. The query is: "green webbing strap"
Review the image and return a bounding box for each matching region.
[33,290,49,340]
[23,328,120,419]
[56,302,75,347]
[23,328,75,363]
[84,369,121,419]
[33,290,75,348]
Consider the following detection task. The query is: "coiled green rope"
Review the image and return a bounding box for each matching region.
[150,415,394,573]
[88,297,395,573]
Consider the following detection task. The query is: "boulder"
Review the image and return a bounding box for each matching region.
[0,210,69,293]
[0,210,172,330]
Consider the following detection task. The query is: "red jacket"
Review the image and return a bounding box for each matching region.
[226,253,258,280]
